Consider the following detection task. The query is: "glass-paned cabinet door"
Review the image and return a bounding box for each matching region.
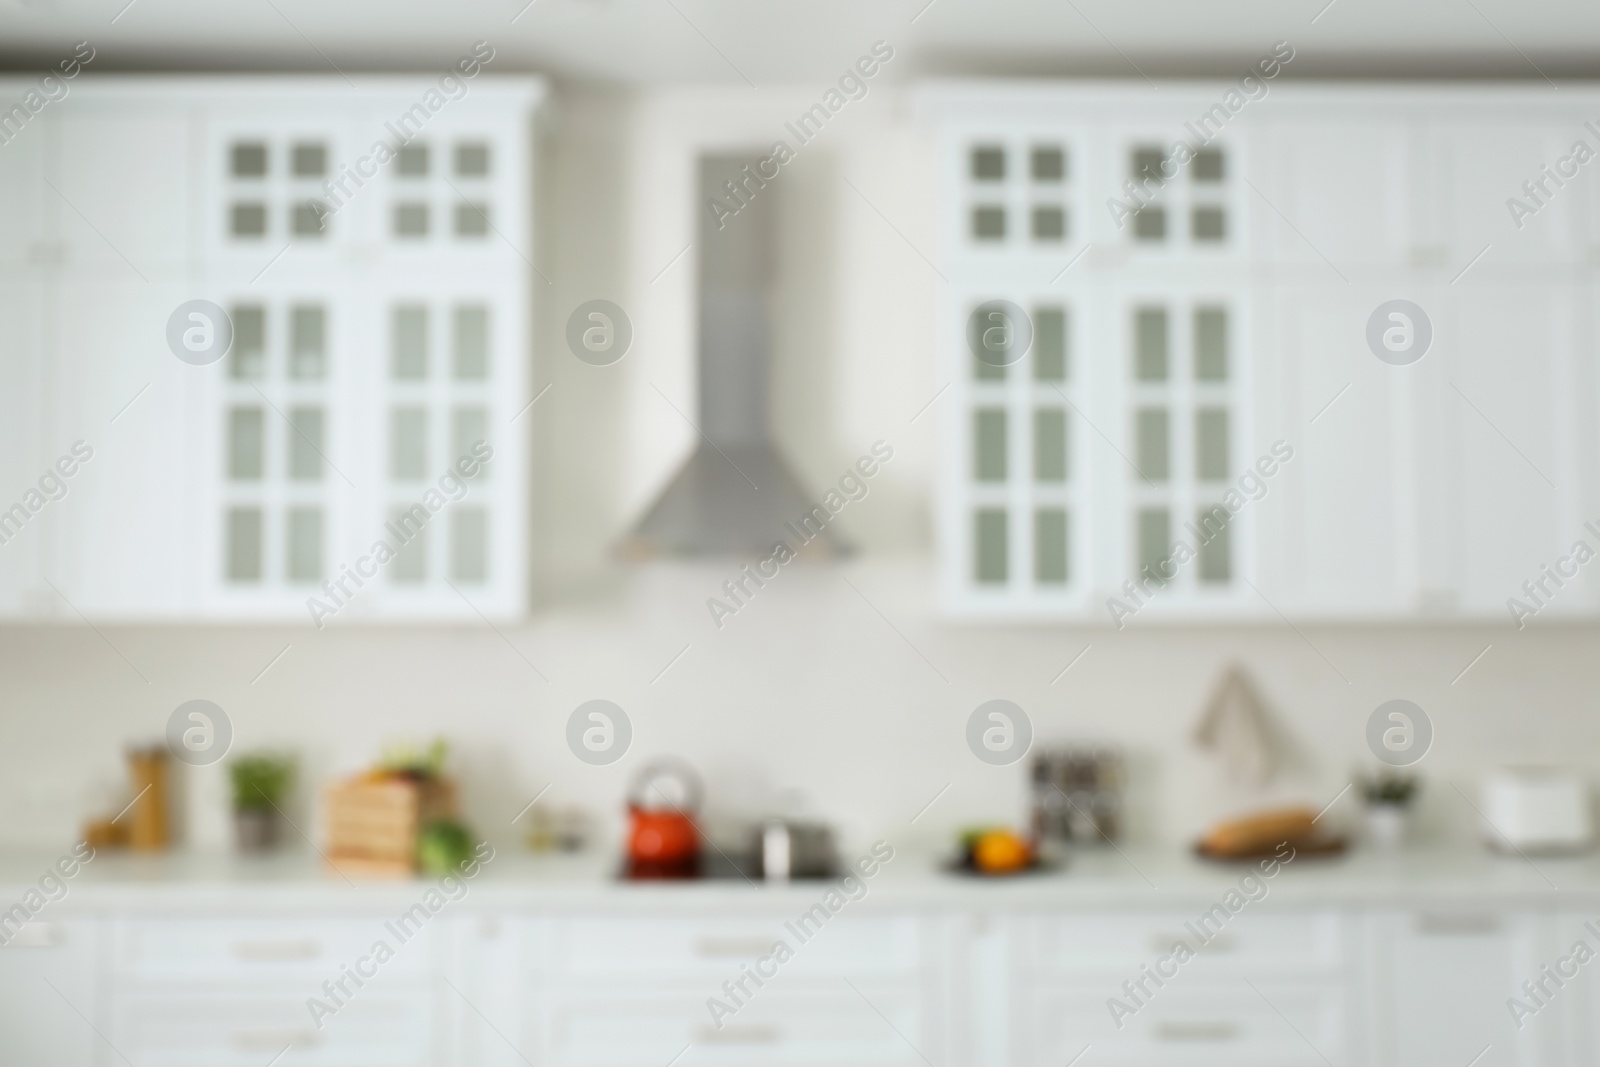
[152,77,541,622]
[942,285,1093,617]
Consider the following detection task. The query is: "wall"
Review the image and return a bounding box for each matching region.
[0,79,1595,857]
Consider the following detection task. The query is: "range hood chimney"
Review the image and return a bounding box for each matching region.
[622,155,845,558]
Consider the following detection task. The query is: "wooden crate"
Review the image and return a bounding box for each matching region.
[324,776,457,877]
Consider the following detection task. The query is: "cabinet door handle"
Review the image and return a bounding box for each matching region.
[1414,913,1501,936]
[693,937,774,959]
[1150,933,1235,953]
[696,1023,780,1044]
[1154,1020,1240,1042]
[234,1029,319,1050]
[231,938,323,961]
[2,922,63,948]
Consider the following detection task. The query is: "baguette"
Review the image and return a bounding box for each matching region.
[1201,806,1318,857]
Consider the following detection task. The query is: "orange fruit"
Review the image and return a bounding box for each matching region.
[973,830,1031,874]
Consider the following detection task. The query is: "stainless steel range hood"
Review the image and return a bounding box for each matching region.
[621,155,846,558]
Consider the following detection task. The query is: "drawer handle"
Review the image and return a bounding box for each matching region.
[696,1024,780,1044]
[693,937,775,959]
[2,922,63,948]
[234,1029,320,1051]
[1414,913,1501,936]
[1150,933,1235,953]
[231,938,323,961]
[1154,1020,1240,1042]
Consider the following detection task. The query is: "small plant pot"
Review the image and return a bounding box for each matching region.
[1365,803,1408,851]
[234,807,280,853]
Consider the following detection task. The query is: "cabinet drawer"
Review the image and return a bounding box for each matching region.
[1027,982,1345,1067]
[550,915,922,979]
[112,991,433,1067]
[115,917,434,984]
[543,986,928,1067]
[1029,910,1342,976]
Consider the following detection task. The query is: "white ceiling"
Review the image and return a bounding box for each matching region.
[1,0,1598,83]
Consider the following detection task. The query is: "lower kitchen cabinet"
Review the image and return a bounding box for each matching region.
[527,913,944,1067]
[1006,910,1354,1067]
[106,913,444,1067]
[0,918,101,1067]
[1024,982,1346,1067]
[112,991,435,1067]
[536,987,929,1067]
[7,898,1600,1066]
[1364,909,1553,1067]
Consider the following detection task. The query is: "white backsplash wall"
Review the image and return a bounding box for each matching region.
[2,84,1596,853]
[1,560,1596,852]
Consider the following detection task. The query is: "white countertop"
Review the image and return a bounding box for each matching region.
[6,844,1600,913]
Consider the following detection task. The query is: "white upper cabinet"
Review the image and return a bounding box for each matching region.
[1261,280,1415,616]
[1,76,542,621]
[1422,114,1587,269]
[1254,112,1416,269]
[53,109,193,270]
[924,83,1600,622]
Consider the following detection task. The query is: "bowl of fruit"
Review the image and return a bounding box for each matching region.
[946,826,1060,877]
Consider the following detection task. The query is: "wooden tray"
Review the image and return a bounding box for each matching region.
[1192,836,1348,862]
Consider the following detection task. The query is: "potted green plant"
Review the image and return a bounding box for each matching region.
[1359,770,1420,851]
[230,753,296,853]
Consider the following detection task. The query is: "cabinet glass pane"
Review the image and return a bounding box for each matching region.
[231,203,266,237]
[1197,505,1231,582]
[451,508,489,582]
[389,506,428,583]
[1032,206,1065,241]
[972,206,1005,240]
[288,406,324,481]
[971,146,1004,181]
[397,144,429,176]
[230,306,265,380]
[391,408,427,480]
[1034,307,1066,381]
[453,305,489,379]
[394,203,429,236]
[290,306,325,379]
[1135,309,1167,380]
[226,507,263,582]
[1135,409,1169,482]
[292,143,326,177]
[1195,307,1228,381]
[974,508,1007,584]
[1132,146,1166,184]
[456,143,490,176]
[974,409,1007,482]
[1031,146,1064,182]
[1132,207,1165,241]
[455,202,490,237]
[1137,507,1171,584]
[453,407,489,476]
[293,202,328,237]
[228,408,264,480]
[1193,148,1224,182]
[286,507,322,582]
[1035,508,1069,584]
[393,305,428,380]
[1193,207,1226,242]
[1196,408,1230,480]
[231,143,267,178]
[1034,408,1067,482]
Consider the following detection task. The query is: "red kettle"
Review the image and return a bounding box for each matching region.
[626,760,703,877]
